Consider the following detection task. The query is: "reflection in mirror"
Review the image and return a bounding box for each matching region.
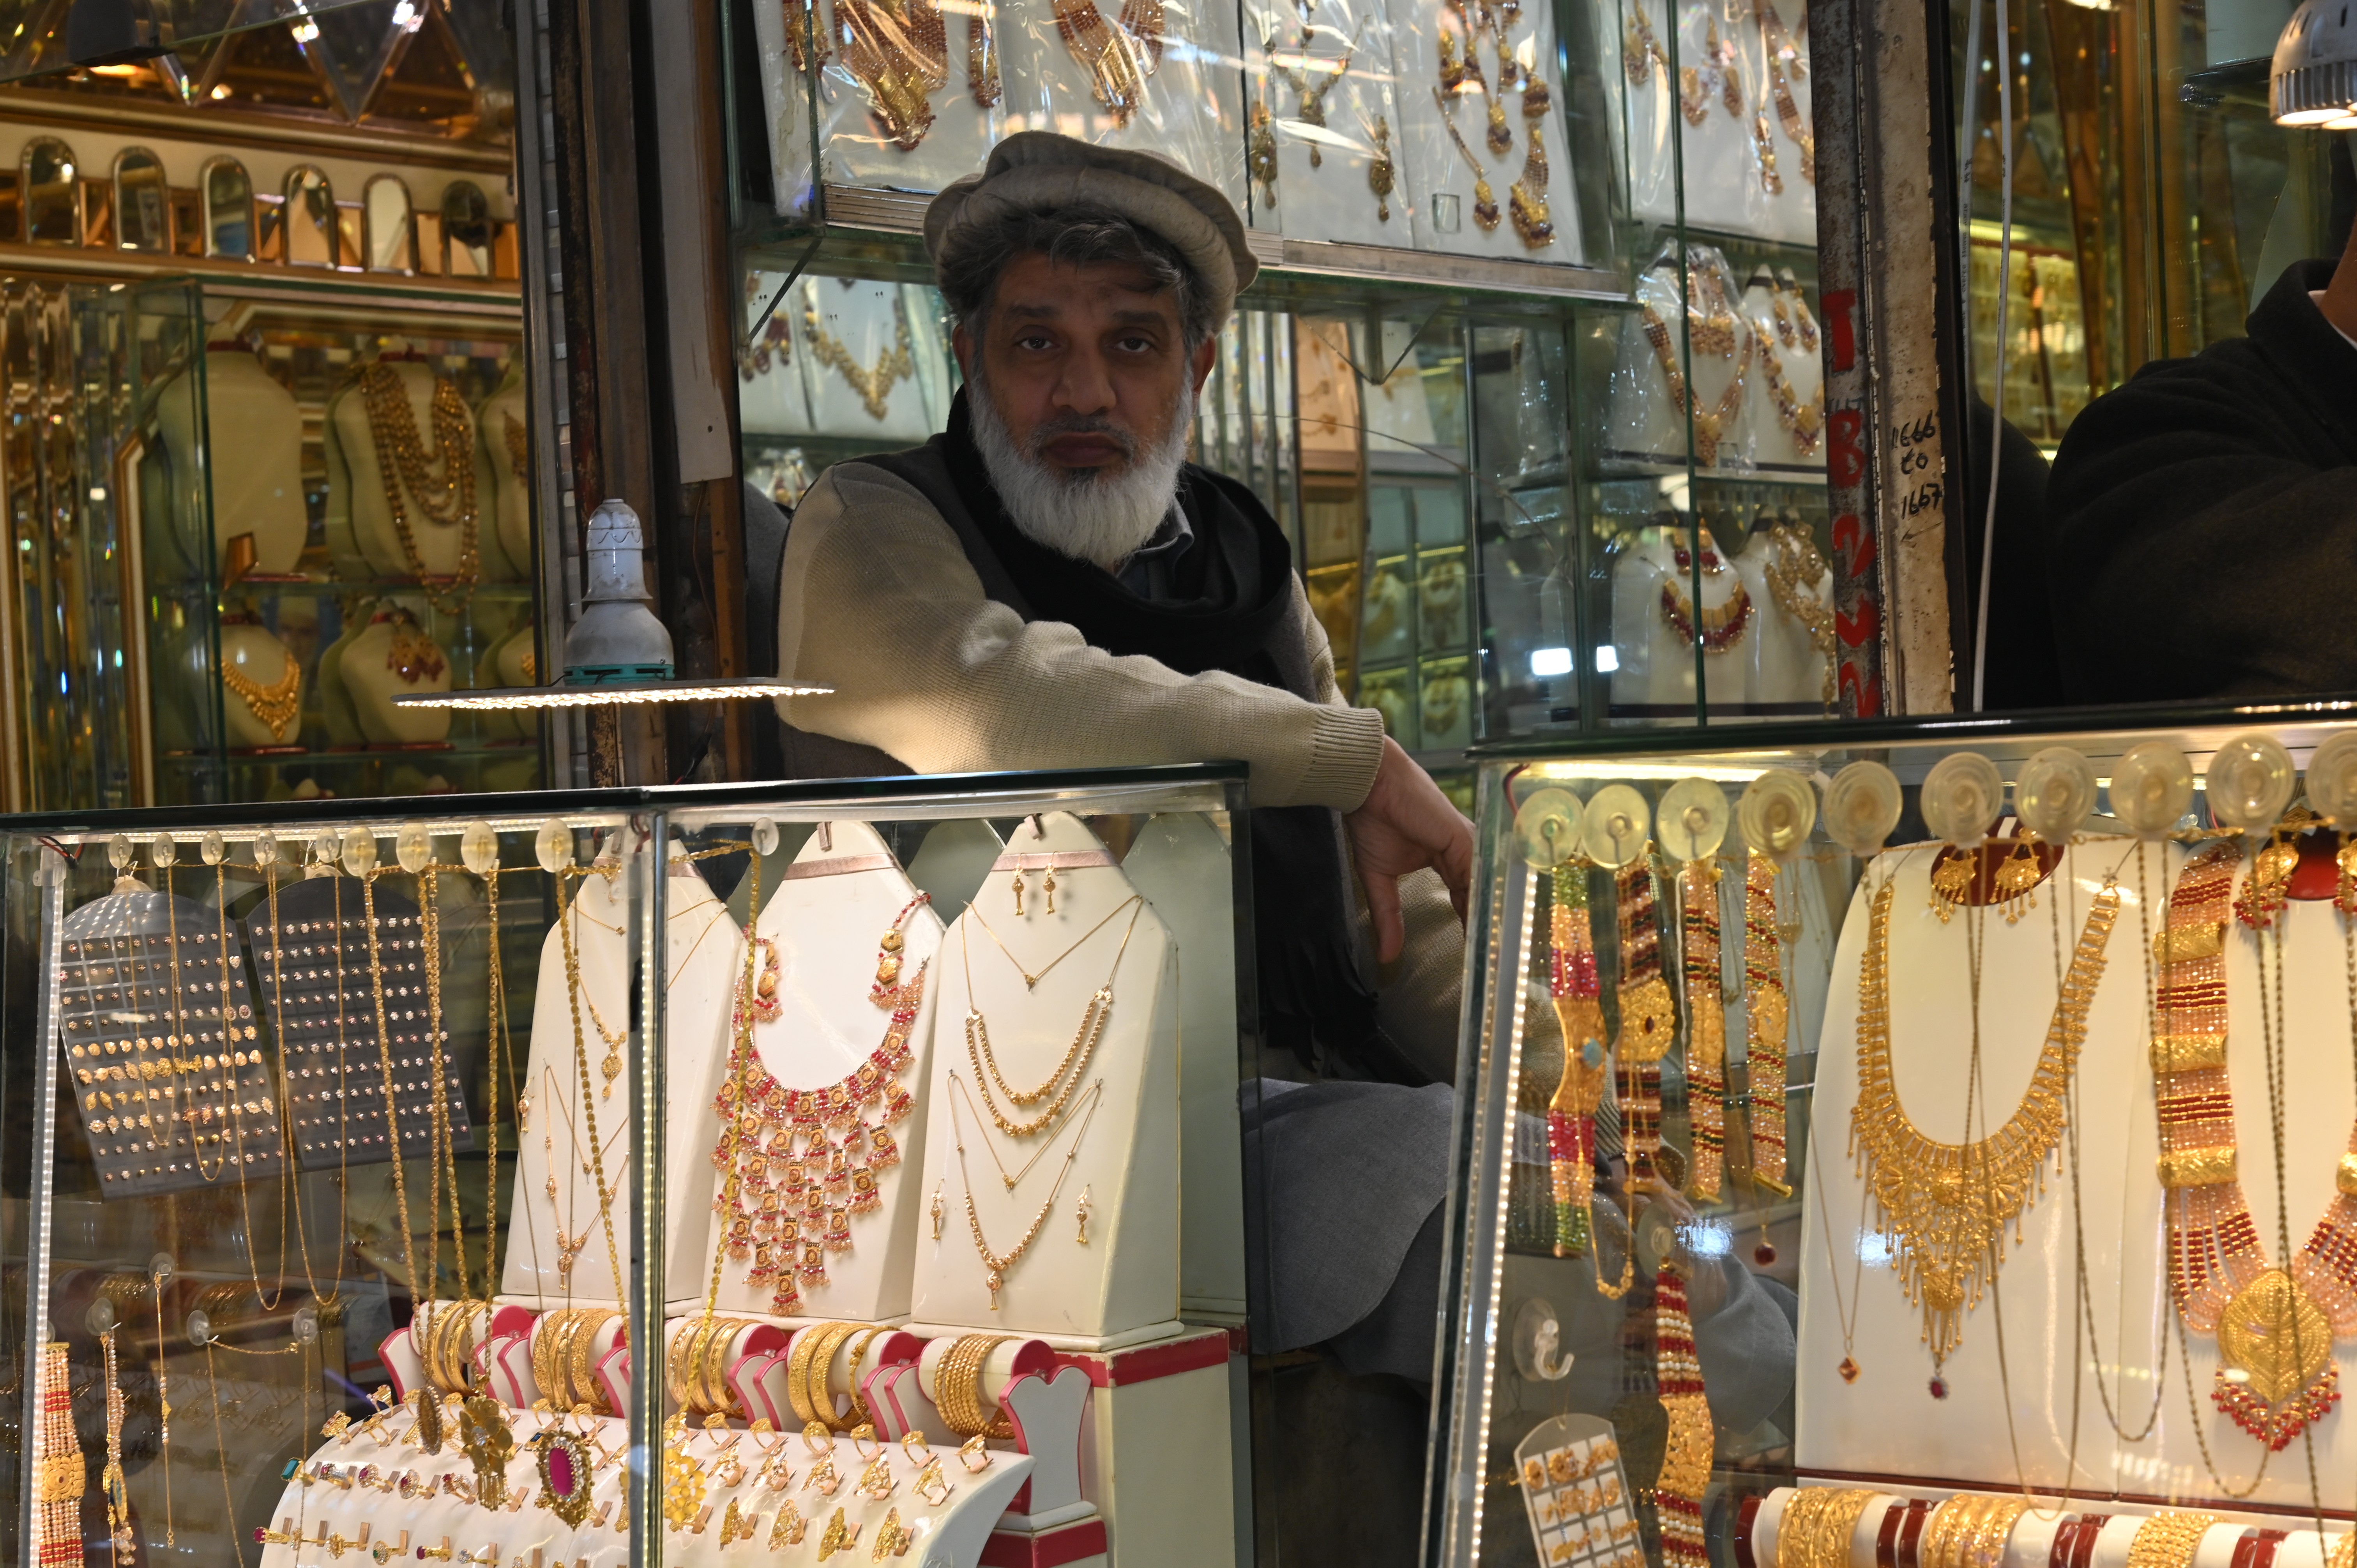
[202,157,253,259]
[22,137,77,245]
[114,148,168,254]
[443,180,492,278]
[363,174,413,272]
[283,166,334,268]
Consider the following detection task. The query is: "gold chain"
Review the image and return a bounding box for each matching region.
[555,869,630,1320]
[1851,869,2120,1361]
[951,1077,1106,1310]
[353,361,481,613]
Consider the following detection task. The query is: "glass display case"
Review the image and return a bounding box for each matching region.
[0,763,1256,1567]
[722,0,1843,756]
[1432,702,2357,1566]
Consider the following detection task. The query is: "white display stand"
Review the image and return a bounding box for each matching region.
[1605,252,1759,472]
[154,344,308,576]
[1740,271,1827,475]
[502,863,634,1304]
[671,820,945,1319]
[315,596,374,745]
[656,843,751,1305]
[1606,0,1815,244]
[1608,528,1751,713]
[1732,523,1832,711]
[477,369,532,573]
[908,813,1182,1348]
[1049,1328,1236,1568]
[1786,837,2355,1501]
[1121,813,1246,1319]
[340,599,454,745]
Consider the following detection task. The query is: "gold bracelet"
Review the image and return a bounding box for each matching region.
[845,1327,889,1426]
[2126,1513,2217,1568]
[569,1309,616,1414]
[941,1334,1014,1440]
[532,1309,572,1407]
[1962,1498,2030,1568]
[1777,1489,1880,1568]
[665,1319,708,1412]
[934,1337,983,1437]
[786,1323,831,1427]
[700,1317,747,1418]
[1919,1496,1990,1568]
[804,1322,861,1431]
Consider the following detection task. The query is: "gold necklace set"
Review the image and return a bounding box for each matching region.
[1761,519,1836,707]
[353,361,481,613]
[220,622,301,741]
[1638,268,1749,468]
[804,288,914,422]
[1435,0,1554,246]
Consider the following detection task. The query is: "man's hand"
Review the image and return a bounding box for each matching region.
[1346,736,1474,963]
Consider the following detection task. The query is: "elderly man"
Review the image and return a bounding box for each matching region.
[769,132,1466,1529]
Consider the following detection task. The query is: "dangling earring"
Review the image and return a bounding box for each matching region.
[1075,1187,1092,1246]
[1042,865,1057,915]
[1012,868,1025,916]
[930,1181,945,1241]
[1996,838,2041,923]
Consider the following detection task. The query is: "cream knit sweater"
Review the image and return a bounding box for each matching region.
[775,459,1466,1081]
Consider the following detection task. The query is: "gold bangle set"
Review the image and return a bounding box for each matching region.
[665,1315,751,1418]
[420,1301,489,1395]
[935,1333,1015,1441]
[530,1307,618,1414]
[2125,1513,2218,1568]
[1775,1489,1879,1568]
[1918,1496,2031,1568]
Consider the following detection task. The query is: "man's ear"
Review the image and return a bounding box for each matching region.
[1190,332,1217,395]
[952,321,974,382]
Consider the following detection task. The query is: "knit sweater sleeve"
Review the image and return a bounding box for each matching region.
[774,461,1389,810]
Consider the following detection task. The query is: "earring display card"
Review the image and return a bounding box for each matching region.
[243,876,475,1172]
[58,886,286,1197]
[1514,1415,1639,1568]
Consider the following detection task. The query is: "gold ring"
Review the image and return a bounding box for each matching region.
[800,1419,835,1457]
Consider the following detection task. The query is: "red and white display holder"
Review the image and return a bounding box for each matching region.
[1735,1488,2355,1568]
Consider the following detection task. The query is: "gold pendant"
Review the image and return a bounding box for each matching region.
[1616,974,1675,1063]
[2218,1269,2332,1406]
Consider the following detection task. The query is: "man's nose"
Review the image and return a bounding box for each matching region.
[1051,346,1117,417]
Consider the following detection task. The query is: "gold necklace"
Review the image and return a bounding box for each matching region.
[1509,123,1554,247]
[1053,0,1163,126]
[1762,522,1837,707]
[967,893,1143,990]
[1276,21,1360,168]
[1756,0,1815,180]
[569,889,629,1097]
[951,1074,1107,1309]
[961,901,1143,1139]
[222,650,300,741]
[1851,863,2120,1365]
[501,410,528,482]
[554,868,630,1321]
[951,1073,1102,1190]
[541,1065,627,1288]
[353,362,481,613]
[835,0,948,150]
[1432,86,1502,232]
[803,291,914,421]
[1637,307,1751,468]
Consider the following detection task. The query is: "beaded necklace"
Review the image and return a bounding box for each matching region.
[352,361,481,613]
[1546,862,1607,1260]
[709,897,929,1314]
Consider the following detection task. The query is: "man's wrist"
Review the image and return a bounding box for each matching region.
[1299,705,1388,811]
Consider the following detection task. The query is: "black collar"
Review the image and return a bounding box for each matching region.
[2245,258,2357,461]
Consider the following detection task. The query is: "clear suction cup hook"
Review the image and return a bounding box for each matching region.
[200,830,226,867]
[753,818,780,858]
[2110,742,2194,840]
[2014,747,2097,845]
[536,819,574,874]
[107,833,134,872]
[2206,732,2297,833]
[1822,760,1903,858]
[1514,788,1584,869]
[1580,784,1653,869]
[149,834,178,871]
[2308,732,2357,830]
[395,822,433,876]
[85,1296,117,1336]
[1656,778,1730,863]
[1920,753,2004,849]
[252,830,279,869]
[1736,769,1816,862]
[311,829,341,872]
[339,826,378,878]
[460,821,499,877]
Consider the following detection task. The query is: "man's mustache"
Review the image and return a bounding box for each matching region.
[1025,415,1138,463]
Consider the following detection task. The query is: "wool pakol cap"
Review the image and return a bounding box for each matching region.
[923,131,1258,321]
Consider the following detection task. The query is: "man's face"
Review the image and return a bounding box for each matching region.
[952,251,1218,479]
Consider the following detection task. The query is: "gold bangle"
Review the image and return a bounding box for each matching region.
[694,1317,737,1414]
[2126,1513,2217,1568]
[570,1310,615,1415]
[533,1309,572,1407]
[845,1328,889,1426]
[666,1319,709,1412]
[1919,1496,1988,1568]
[804,1322,860,1431]
[786,1324,830,1427]
[1777,1489,1880,1568]
[941,1334,1014,1440]
[935,1337,983,1437]
[700,1317,746,1418]
[1963,1499,2030,1568]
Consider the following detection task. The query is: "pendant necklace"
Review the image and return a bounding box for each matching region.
[1850,851,2119,1371]
[2151,828,2357,1453]
[1053,0,1164,126]
[834,0,949,150]
[949,1071,1109,1308]
[1433,87,1502,232]
[962,898,1145,1139]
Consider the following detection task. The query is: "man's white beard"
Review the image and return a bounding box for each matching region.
[969,378,1193,573]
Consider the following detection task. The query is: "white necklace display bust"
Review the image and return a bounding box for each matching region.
[908,813,1182,1350]
[1610,525,1752,716]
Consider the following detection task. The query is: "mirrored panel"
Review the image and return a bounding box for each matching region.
[201,156,253,259]
[21,135,77,245]
[442,180,492,278]
[362,173,413,272]
[281,165,334,268]
[112,147,168,254]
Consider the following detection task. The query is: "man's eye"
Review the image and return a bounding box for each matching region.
[1016,333,1054,351]
[1117,336,1153,353]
